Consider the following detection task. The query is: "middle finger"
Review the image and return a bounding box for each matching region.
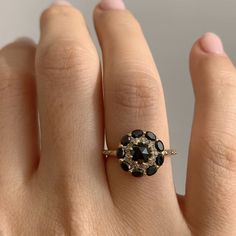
[36,2,109,200]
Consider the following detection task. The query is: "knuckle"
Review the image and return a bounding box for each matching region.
[202,133,236,173]
[0,62,33,101]
[37,40,99,88]
[199,56,236,89]
[109,70,161,112]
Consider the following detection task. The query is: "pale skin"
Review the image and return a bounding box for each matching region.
[0,0,236,235]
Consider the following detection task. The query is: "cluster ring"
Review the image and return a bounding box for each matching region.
[102,129,177,177]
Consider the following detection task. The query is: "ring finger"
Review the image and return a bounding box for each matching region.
[94,1,183,230]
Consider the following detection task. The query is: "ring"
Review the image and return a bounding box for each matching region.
[103,129,177,177]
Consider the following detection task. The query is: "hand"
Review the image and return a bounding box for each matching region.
[0,0,235,235]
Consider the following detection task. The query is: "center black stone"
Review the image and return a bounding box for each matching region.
[132,143,150,163]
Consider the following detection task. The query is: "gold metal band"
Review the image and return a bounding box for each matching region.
[103,149,177,158]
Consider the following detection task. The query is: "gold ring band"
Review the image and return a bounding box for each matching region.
[103,149,177,159]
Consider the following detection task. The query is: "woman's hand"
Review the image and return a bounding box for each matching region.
[0,0,235,235]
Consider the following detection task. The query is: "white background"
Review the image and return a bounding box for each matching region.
[1,0,236,194]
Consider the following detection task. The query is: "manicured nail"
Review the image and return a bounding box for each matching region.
[52,0,71,6]
[199,32,225,54]
[99,0,126,10]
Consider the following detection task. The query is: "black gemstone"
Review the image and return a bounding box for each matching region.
[132,168,144,177]
[155,140,164,152]
[121,161,130,172]
[146,165,158,176]
[132,129,144,138]
[117,147,125,159]
[156,154,164,166]
[145,131,156,141]
[121,135,132,146]
[132,143,150,163]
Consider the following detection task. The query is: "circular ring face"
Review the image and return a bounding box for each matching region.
[116,130,165,177]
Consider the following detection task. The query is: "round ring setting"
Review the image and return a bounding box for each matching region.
[103,129,177,177]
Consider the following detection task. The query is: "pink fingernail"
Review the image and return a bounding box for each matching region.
[52,0,71,6]
[199,32,225,54]
[99,0,126,10]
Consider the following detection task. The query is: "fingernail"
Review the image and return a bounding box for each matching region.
[99,0,126,10]
[199,32,225,54]
[52,0,71,6]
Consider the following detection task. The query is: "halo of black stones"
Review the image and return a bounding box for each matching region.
[117,130,165,177]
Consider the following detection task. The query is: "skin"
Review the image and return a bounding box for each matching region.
[0,3,236,236]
